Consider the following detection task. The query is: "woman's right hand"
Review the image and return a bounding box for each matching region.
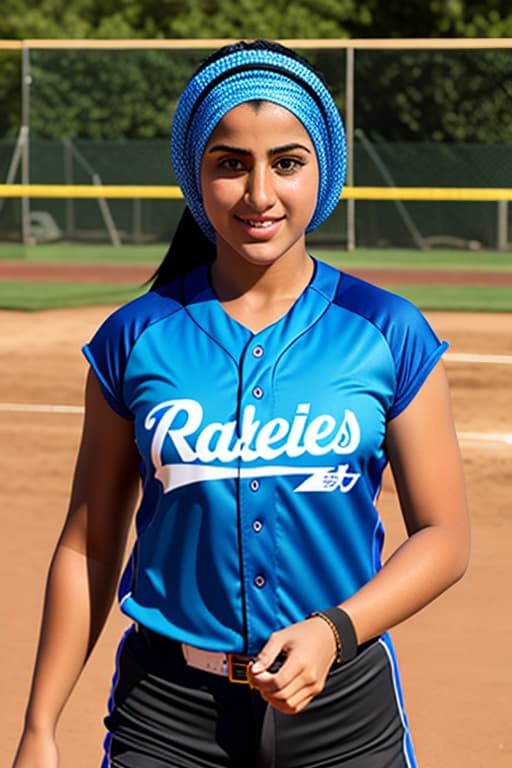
[12,729,59,768]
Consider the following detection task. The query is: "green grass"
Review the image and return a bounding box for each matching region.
[0,242,511,311]
[0,242,166,264]
[387,285,512,312]
[0,281,145,310]
[1,243,511,269]
[3,281,509,313]
[321,248,512,271]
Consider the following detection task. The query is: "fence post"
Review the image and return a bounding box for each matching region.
[63,138,75,237]
[133,198,142,243]
[345,46,355,251]
[21,46,31,245]
[497,200,508,251]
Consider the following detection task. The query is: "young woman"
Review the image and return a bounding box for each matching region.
[13,40,470,768]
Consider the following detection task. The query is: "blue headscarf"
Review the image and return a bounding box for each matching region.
[171,43,347,243]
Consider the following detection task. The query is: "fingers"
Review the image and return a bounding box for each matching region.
[247,620,336,714]
[249,646,325,714]
[250,636,285,675]
[257,669,323,714]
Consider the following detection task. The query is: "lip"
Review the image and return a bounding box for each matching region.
[234,215,285,239]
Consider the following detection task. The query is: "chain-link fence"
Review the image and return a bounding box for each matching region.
[1,39,511,249]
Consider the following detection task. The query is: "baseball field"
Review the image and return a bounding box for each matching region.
[1,253,511,767]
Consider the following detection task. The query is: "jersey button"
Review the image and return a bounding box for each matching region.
[250,479,260,492]
[254,575,265,588]
[252,520,263,533]
[252,386,264,399]
[252,345,264,358]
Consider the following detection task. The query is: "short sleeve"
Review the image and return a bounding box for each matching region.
[82,304,135,419]
[335,272,448,422]
[385,297,448,420]
[82,285,184,419]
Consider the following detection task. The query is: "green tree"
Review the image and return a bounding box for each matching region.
[1,0,512,140]
[29,48,203,139]
[355,49,512,142]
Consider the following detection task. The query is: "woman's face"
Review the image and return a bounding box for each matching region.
[200,102,319,269]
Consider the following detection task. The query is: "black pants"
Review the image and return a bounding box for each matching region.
[102,626,416,768]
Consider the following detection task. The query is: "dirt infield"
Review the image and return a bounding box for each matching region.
[2,259,512,287]
[1,304,511,768]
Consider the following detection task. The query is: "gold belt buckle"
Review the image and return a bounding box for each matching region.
[227,653,253,684]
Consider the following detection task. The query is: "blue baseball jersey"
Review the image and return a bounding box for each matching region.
[83,258,447,656]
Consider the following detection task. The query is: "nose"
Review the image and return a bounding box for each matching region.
[244,164,276,211]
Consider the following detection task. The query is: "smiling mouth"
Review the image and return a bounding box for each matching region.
[236,216,284,228]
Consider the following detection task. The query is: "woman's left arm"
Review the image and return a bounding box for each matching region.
[250,360,470,712]
[339,358,470,643]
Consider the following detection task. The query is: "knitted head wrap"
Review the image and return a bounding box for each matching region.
[171,42,347,243]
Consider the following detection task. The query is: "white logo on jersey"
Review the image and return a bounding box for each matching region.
[293,465,360,493]
[144,399,361,493]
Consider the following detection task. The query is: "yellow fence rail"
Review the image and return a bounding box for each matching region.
[3,38,512,50]
[1,184,512,201]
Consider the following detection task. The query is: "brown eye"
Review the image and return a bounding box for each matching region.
[220,158,246,171]
[274,157,304,173]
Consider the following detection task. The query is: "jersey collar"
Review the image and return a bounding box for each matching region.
[182,258,341,361]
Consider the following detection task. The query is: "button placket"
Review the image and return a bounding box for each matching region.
[238,334,276,649]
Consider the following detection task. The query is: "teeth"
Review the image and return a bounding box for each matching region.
[244,219,274,228]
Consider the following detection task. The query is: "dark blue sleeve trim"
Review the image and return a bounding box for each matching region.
[387,340,449,421]
[82,343,133,420]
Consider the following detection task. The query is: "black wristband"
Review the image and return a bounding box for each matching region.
[321,607,358,663]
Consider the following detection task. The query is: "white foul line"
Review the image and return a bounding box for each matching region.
[445,352,512,364]
[0,403,84,414]
[458,431,512,445]
[0,402,510,446]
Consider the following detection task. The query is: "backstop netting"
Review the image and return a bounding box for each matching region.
[1,40,511,250]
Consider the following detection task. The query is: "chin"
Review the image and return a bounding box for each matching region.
[239,237,304,265]
[240,250,287,269]
[218,241,281,267]
[215,230,307,269]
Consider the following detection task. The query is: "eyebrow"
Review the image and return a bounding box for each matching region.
[207,142,312,156]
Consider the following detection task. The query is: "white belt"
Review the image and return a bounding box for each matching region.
[182,643,253,683]
[182,643,288,681]
[137,624,254,683]
[182,644,229,675]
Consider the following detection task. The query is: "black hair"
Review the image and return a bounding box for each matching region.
[150,206,216,289]
[193,39,328,86]
[149,40,321,291]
